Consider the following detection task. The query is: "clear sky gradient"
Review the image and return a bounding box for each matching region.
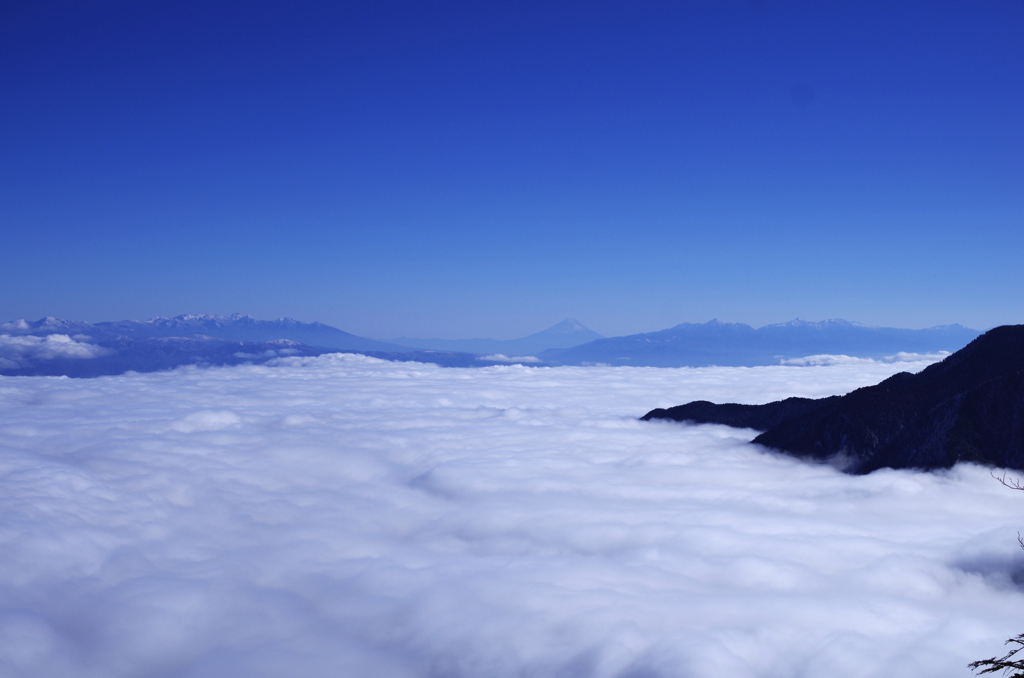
[2,1,1022,339]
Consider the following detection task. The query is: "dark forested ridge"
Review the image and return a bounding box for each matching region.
[643,325,1024,473]
[642,397,839,433]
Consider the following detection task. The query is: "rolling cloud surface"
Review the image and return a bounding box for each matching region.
[1,354,1022,677]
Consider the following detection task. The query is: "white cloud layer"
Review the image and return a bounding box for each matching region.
[477,353,543,363]
[779,351,952,366]
[233,348,301,360]
[1,353,1022,678]
[0,333,109,368]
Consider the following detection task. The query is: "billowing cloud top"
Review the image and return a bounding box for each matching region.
[0,354,1021,677]
[0,333,109,368]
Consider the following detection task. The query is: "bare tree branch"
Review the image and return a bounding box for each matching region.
[993,472,1024,492]
[971,476,1024,675]
[970,634,1024,676]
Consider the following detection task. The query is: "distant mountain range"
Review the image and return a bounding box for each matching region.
[0,314,409,353]
[0,335,331,378]
[0,334,540,378]
[539,319,981,367]
[0,314,592,377]
[643,324,1024,474]
[393,318,603,356]
[0,314,986,377]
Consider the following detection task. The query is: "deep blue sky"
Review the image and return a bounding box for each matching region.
[2,1,1022,339]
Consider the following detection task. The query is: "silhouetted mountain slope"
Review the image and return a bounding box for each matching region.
[394,318,602,355]
[542,319,980,367]
[643,325,1024,473]
[642,397,838,432]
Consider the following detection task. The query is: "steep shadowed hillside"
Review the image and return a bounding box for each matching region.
[643,325,1024,473]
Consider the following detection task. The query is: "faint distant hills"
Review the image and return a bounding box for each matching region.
[0,314,985,377]
[0,314,593,377]
[539,319,981,367]
[0,335,331,378]
[393,318,603,356]
[1,313,408,353]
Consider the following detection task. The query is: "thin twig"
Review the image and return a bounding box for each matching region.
[993,471,1024,491]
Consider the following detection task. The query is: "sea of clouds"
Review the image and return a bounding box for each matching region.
[2,354,1023,678]
[0,334,109,369]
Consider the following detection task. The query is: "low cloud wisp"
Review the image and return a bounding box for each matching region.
[779,351,952,367]
[1,354,1022,677]
[477,353,544,363]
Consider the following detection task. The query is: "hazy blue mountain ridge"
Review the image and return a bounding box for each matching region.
[2,315,985,376]
[0,335,549,378]
[1,314,411,353]
[540,319,981,367]
[0,317,99,336]
[0,315,550,377]
[393,318,603,355]
[0,336,332,378]
[94,314,411,352]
